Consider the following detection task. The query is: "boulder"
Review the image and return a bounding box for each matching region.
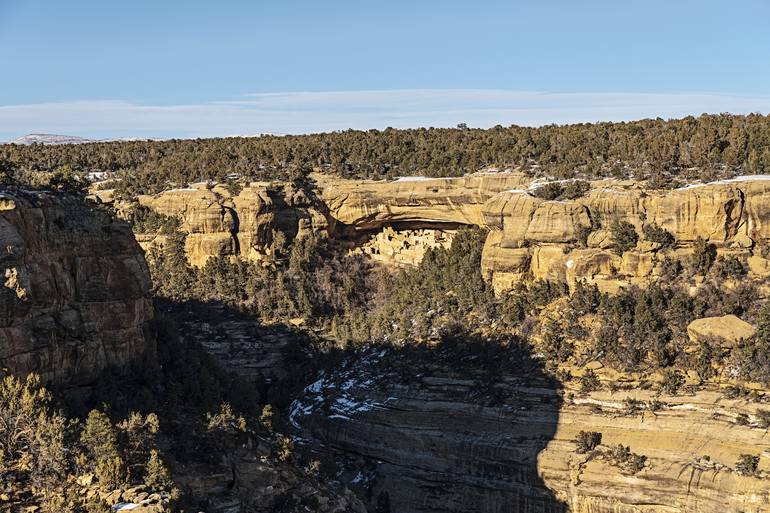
[687,315,756,348]
[748,255,770,278]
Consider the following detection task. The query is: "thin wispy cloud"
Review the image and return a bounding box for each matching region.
[2,89,770,141]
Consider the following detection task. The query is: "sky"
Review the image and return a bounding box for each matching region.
[1,0,769,140]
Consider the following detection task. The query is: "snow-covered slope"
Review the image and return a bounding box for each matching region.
[5,134,167,145]
[8,134,97,145]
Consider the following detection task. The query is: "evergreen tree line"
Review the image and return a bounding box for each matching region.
[2,113,770,195]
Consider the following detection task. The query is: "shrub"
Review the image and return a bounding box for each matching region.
[627,453,648,474]
[561,180,591,200]
[723,384,750,399]
[206,403,247,433]
[647,399,665,412]
[0,374,69,507]
[610,220,639,255]
[608,444,647,474]
[144,449,173,490]
[691,236,717,275]
[540,321,573,363]
[693,340,718,381]
[532,180,590,201]
[81,410,120,462]
[660,257,683,280]
[259,404,274,432]
[575,431,602,453]
[95,455,127,490]
[576,224,592,247]
[570,280,601,315]
[735,454,760,475]
[276,435,295,462]
[623,397,645,416]
[658,369,685,395]
[580,369,602,394]
[713,255,747,278]
[127,204,181,235]
[757,410,770,429]
[642,223,675,248]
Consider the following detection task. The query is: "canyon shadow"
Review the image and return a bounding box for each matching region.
[291,329,568,513]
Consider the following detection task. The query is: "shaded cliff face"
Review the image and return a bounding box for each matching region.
[293,349,770,513]
[290,342,567,513]
[0,189,153,385]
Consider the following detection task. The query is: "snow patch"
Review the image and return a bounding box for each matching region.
[112,504,140,512]
[288,349,392,431]
[677,175,770,190]
[394,176,435,182]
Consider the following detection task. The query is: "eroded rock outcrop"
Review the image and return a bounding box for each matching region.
[687,315,757,348]
[0,189,153,385]
[132,181,327,267]
[480,177,770,294]
[123,174,770,294]
[316,173,531,230]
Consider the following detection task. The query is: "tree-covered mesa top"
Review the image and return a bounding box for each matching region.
[2,113,770,195]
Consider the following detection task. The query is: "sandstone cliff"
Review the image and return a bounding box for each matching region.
[131,181,326,267]
[479,177,770,294]
[124,174,770,295]
[0,189,154,385]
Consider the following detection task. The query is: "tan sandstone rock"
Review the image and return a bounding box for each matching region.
[687,315,756,348]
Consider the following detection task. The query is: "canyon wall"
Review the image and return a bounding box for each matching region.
[0,189,154,385]
[97,173,770,512]
[126,173,770,295]
[291,347,770,513]
[130,181,326,267]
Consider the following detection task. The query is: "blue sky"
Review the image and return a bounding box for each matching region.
[1,0,769,140]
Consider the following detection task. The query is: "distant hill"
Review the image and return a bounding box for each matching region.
[9,134,97,145]
[6,134,164,145]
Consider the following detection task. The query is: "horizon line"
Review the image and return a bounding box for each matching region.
[2,89,770,142]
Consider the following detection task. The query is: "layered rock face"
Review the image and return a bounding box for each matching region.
[541,379,770,513]
[128,173,525,268]
[480,178,770,293]
[0,189,153,385]
[292,348,770,513]
[316,173,531,230]
[133,181,326,267]
[128,174,770,295]
[162,300,303,382]
[290,347,567,513]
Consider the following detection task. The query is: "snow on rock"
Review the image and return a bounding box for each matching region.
[288,348,395,431]
[677,175,770,190]
[112,504,140,512]
[393,176,436,182]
